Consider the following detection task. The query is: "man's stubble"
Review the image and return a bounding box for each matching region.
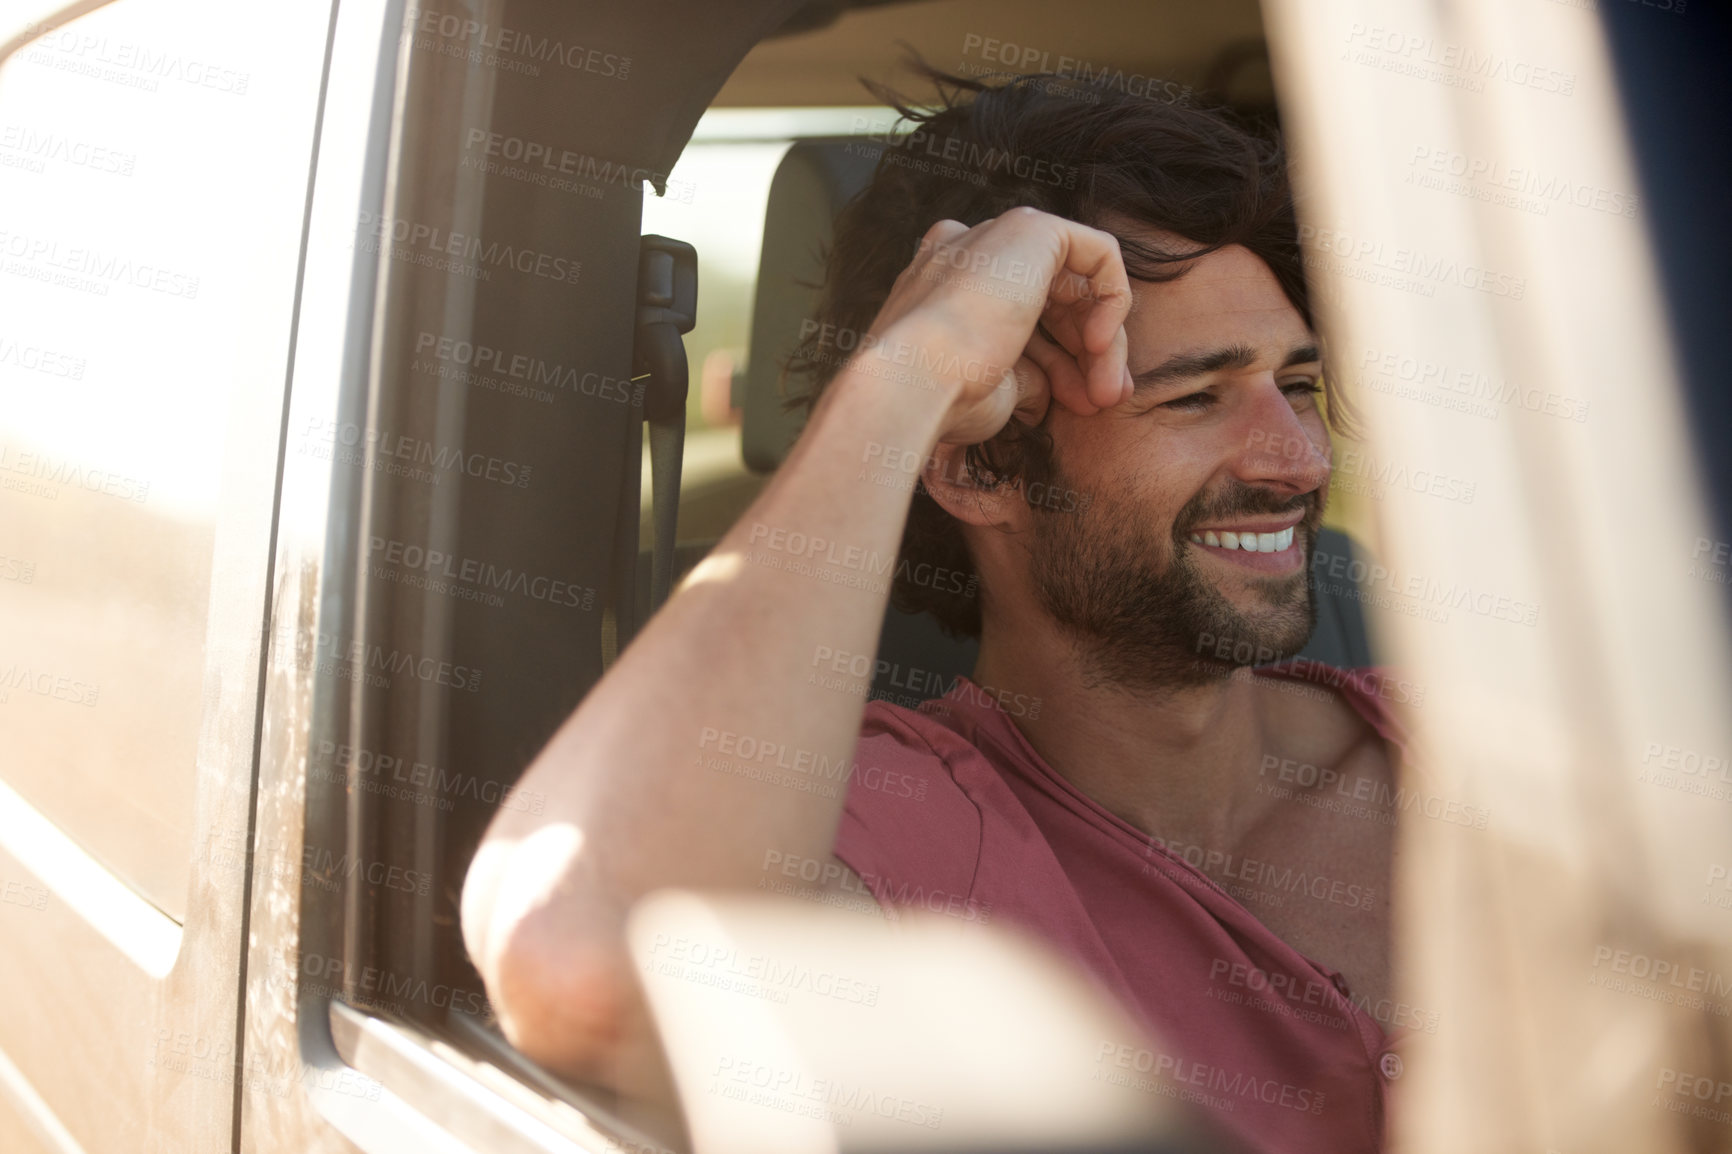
[1026,465,1323,692]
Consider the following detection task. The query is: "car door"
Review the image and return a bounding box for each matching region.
[0,2,335,1152]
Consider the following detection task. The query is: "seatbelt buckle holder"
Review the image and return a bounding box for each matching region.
[633,235,698,423]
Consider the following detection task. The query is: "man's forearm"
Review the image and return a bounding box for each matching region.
[466,338,960,973]
[548,352,953,880]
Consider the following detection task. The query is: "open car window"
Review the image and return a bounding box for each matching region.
[262,2,1732,1152]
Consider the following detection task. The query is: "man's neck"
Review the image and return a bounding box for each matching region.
[971,615,1290,854]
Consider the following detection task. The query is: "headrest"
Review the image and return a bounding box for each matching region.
[740,136,880,473]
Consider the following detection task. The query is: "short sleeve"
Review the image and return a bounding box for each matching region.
[832,702,985,907]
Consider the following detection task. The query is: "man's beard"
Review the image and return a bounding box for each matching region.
[1027,469,1322,692]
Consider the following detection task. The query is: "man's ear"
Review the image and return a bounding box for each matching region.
[921,442,1030,530]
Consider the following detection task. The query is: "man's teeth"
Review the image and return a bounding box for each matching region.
[1188,526,1296,553]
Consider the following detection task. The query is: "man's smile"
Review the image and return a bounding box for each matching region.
[1185,515,1305,573]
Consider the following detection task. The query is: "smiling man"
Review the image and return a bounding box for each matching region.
[462,69,1402,1154]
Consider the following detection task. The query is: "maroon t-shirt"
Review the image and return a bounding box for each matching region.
[834,666,1413,1154]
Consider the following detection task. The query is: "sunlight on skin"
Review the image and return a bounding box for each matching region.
[680,550,745,592]
[469,824,586,971]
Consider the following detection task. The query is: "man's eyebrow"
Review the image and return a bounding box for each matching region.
[1130,342,1322,393]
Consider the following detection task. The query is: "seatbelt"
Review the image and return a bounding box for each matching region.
[625,235,698,640]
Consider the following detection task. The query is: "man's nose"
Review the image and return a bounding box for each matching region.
[1234,388,1330,494]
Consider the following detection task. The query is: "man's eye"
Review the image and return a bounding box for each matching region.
[1282,379,1323,398]
[1161,391,1215,411]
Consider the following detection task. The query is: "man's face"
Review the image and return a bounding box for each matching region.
[1025,241,1331,689]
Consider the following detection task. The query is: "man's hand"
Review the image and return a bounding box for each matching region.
[864,206,1136,446]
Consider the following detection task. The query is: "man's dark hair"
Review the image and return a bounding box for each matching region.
[788,63,1344,638]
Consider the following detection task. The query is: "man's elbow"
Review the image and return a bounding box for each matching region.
[461,837,639,1082]
[487,912,642,1081]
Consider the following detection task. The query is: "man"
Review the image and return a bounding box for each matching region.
[461,68,1402,1154]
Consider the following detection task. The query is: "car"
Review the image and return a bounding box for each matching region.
[1,0,1727,1151]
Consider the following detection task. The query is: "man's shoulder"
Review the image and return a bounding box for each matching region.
[860,691,968,741]
[854,687,1038,783]
[851,693,983,798]
[835,694,1015,900]
[1254,659,1416,757]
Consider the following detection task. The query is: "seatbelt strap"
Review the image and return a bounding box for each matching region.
[632,235,698,619]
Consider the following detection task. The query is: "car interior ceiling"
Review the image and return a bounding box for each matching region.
[362,0,1375,1146]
